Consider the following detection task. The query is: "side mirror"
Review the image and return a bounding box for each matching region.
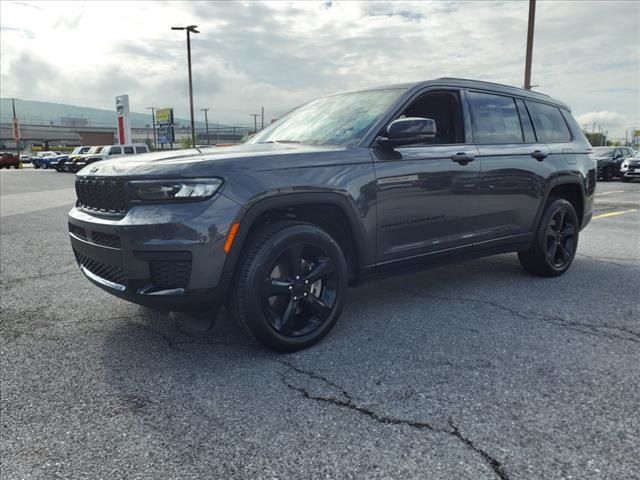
[376,117,437,148]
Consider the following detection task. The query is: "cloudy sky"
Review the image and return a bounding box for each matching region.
[1,0,639,137]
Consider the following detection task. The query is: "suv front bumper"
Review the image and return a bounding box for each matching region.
[68,193,241,311]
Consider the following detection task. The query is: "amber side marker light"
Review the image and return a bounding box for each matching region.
[224,223,240,253]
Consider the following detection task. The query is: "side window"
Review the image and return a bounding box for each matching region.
[109,147,121,155]
[515,98,536,142]
[396,90,465,145]
[526,101,572,142]
[467,92,523,143]
[123,146,134,154]
[135,146,147,154]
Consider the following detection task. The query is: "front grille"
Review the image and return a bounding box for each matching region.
[74,250,126,286]
[68,223,86,239]
[149,260,191,290]
[91,231,121,248]
[75,178,128,214]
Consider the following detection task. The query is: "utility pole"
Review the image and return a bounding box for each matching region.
[146,106,157,150]
[524,0,536,90]
[250,113,260,134]
[201,108,210,145]
[12,98,20,159]
[261,106,264,130]
[171,25,200,147]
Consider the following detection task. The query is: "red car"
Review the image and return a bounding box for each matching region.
[0,152,21,169]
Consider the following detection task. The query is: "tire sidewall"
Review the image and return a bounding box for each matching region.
[240,225,348,351]
[537,198,579,275]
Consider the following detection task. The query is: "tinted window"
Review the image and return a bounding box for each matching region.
[468,92,523,143]
[124,146,134,154]
[109,147,121,155]
[135,146,147,154]
[526,101,572,142]
[398,90,464,144]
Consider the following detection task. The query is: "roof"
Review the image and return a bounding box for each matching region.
[338,77,569,110]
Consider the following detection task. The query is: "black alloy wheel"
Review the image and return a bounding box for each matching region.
[229,221,348,352]
[544,207,577,269]
[262,242,339,337]
[518,198,579,277]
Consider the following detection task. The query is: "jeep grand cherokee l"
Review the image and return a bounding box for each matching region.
[68,78,596,352]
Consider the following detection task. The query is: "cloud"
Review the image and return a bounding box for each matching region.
[0,0,638,136]
[577,111,628,129]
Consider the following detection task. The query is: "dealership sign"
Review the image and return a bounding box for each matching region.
[115,94,132,145]
[12,118,20,141]
[156,107,175,144]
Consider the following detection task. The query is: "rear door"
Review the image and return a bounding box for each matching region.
[468,91,555,245]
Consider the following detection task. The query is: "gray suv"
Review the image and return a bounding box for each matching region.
[68,78,596,352]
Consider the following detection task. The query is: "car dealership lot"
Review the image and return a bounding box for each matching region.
[1,170,639,479]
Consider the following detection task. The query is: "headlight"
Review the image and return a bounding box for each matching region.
[130,178,223,201]
[620,161,629,169]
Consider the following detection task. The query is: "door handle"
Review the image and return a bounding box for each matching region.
[451,153,475,165]
[531,150,548,161]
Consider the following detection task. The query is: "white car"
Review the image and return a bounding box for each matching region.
[73,144,150,171]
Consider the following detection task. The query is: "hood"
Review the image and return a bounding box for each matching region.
[76,143,352,178]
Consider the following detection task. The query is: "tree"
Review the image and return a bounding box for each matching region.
[584,132,607,147]
[179,136,192,149]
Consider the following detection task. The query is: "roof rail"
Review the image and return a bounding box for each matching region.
[435,77,551,97]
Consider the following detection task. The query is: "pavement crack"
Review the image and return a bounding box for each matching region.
[448,419,510,480]
[280,359,509,479]
[397,288,640,345]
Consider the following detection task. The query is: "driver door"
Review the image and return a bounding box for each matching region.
[373,89,481,265]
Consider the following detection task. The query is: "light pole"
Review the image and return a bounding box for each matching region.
[146,106,157,150]
[250,113,260,134]
[524,0,536,90]
[171,25,199,147]
[201,108,210,145]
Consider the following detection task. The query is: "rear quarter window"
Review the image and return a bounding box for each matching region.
[526,101,572,142]
[135,146,147,154]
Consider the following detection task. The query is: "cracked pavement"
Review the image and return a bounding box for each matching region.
[1,170,639,479]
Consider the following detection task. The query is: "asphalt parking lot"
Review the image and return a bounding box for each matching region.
[1,169,639,480]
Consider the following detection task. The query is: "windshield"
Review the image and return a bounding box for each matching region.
[87,146,103,154]
[248,88,405,146]
[593,147,614,156]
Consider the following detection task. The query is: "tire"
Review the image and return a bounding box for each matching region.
[228,221,348,352]
[518,198,579,277]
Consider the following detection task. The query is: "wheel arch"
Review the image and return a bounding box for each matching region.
[222,192,370,283]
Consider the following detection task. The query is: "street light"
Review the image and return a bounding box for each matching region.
[146,106,158,150]
[171,25,199,148]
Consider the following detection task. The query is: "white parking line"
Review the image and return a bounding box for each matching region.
[0,188,76,217]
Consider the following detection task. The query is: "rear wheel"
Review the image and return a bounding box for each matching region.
[228,221,348,352]
[518,198,579,277]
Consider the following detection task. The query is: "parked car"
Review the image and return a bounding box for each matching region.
[56,146,91,172]
[19,154,32,163]
[69,77,596,352]
[619,153,640,182]
[0,152,20,169]
[73,144,150,172]
[65,146,104,173]
[594,146,634,181]
[32,151,65,169]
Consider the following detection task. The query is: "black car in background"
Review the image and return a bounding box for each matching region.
[594,146,634,180]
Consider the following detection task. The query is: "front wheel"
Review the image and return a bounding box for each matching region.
[228,221,348,352]
[518,198,579,277]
